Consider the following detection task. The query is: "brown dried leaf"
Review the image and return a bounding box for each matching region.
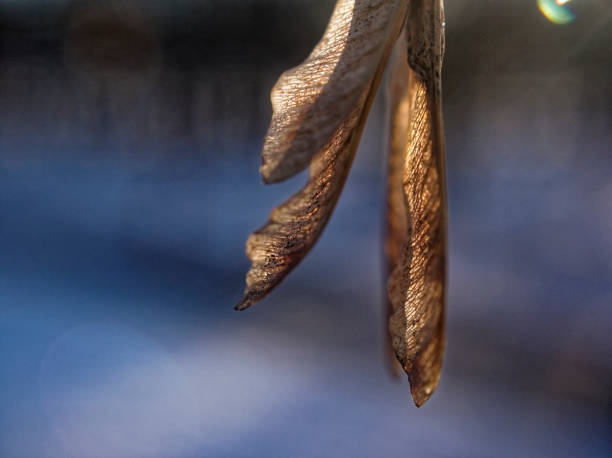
[236,96,366,311]
[387,0,447,407]
[260,0,410,184]
[384,31,412,377]
[237,0,410,311]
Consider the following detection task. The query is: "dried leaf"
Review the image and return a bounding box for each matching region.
[384,30,412,378]
[236,96,366,311]
[237,0,410,310]
[237,0,449,409]
[387,0,447,407]
[260,0,410,184]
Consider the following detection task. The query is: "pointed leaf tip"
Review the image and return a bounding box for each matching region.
[410,385,435,407]
[259,162,284,185]
[234,296,254,311]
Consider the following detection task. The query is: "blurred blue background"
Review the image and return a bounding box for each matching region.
[0,0,611,456]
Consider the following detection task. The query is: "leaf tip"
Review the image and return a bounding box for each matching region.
[259,161,287,185]
[410,385,435,408]
[234,296,254,311]
[407,363,441,408]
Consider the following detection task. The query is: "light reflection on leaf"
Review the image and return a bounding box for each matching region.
[237,0,448,407]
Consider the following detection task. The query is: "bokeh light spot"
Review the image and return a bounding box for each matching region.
[538,0,576,25]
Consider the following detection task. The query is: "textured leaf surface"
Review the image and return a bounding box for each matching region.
[260,0,409,183]
[236,96,366,311]
[237,0,409,311]
[387,0,447,407]
[384,32,412,377]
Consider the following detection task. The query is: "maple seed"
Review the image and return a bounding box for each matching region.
[237,0,448,408]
